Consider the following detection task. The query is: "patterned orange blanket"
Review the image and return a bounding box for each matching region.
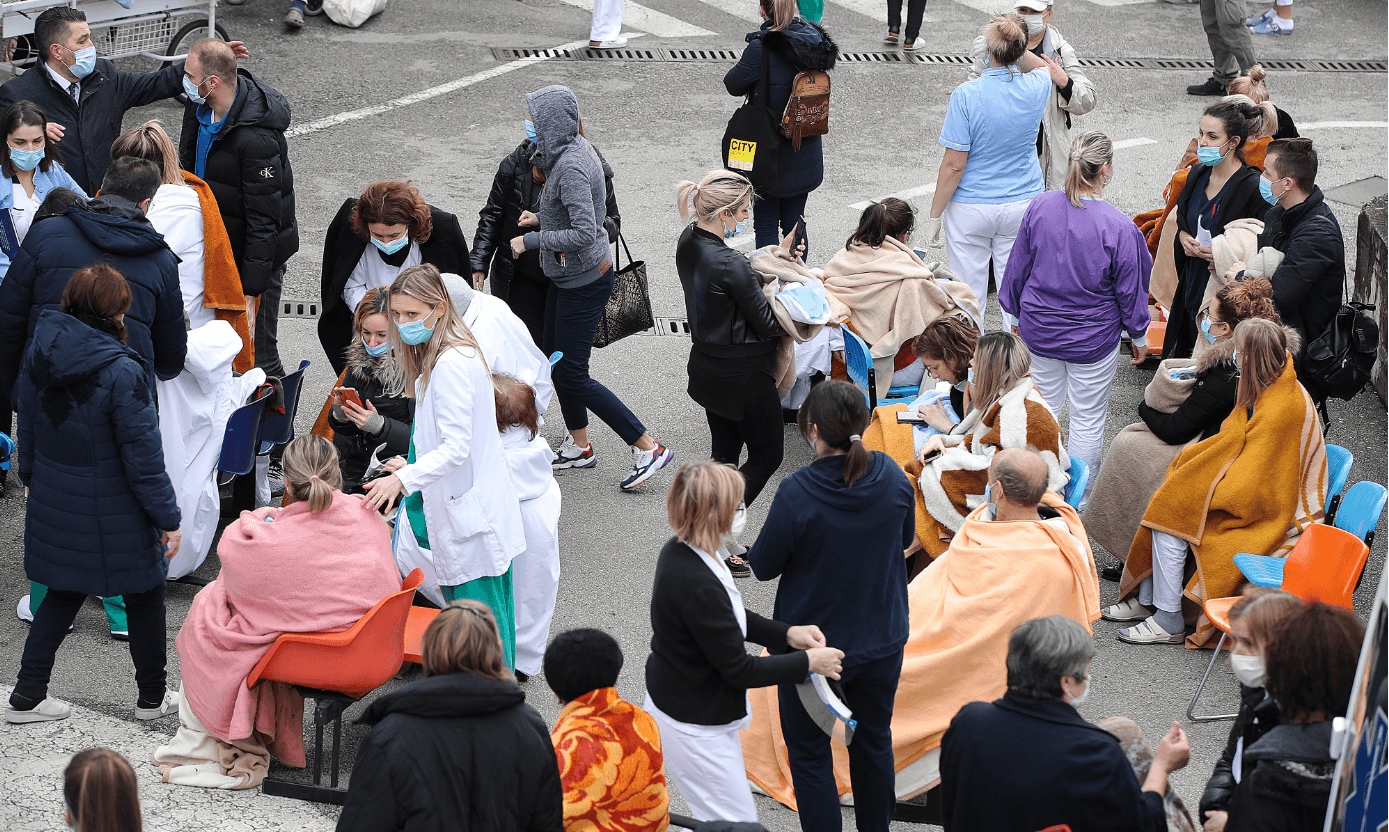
[551,687,669,832]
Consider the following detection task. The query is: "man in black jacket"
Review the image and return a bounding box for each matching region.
[0,7,248,195]
[0,157,185,407]
[1257,138,1344,377]
[178,39,297,377]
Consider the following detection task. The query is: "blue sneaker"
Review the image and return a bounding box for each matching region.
[620,441,673,491]
[1248,16,1291,34]
[1245,8,1274,26]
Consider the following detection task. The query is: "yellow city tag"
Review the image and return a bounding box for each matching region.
[728,138,756,171]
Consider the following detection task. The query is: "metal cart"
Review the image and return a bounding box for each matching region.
[0,0,228,76]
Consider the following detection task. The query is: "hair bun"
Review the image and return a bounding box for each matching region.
[1248,64,1266,83]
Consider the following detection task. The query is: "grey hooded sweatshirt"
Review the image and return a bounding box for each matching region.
[522,86,611,289]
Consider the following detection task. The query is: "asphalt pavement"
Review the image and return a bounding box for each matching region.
[0,0,1386,828]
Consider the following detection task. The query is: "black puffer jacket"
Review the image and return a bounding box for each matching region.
[675,224,783,357]
[337,672,563,832]
[329,337,414,492]
[178,69,298,296]
[724,19,838,198]
[1199,686,1280,822]
[471,139,620,291]
[1225,721,1335,832]
[1258,187,1345,355]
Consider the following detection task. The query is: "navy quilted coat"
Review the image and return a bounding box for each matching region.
[16,310,180,597]
[0,196,187,408]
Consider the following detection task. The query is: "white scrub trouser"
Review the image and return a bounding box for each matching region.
[511,484,562,676]
[941,198,1033,320]
[590,0,625,41]
[1030,343,1122,503]
[1138,530,1189,614]
[645,696,758,823]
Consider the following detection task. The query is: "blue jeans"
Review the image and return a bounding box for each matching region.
[542,271,647,445]
[753,192,810,255]
[778,649,903,832]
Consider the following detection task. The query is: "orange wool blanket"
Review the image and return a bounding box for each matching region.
[1118,357,1326,647]
[551,687,670,832]
[185,172,254,373]
[741,492,1100,805]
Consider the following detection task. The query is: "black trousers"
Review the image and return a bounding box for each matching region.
[10,582,167,709]
[706,372,784,507]
[504,275,550,348]
[254,262,288,378]
[887,0,927,43]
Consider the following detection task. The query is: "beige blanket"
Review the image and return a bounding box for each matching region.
[152,690,270,790]
[750,245,828,396]
[822,239,979,398]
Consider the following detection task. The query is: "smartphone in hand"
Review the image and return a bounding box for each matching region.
[333,387,364,409]
[790,216,808,258]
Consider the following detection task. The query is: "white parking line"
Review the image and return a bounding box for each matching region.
[689,0,762,25]
[822,0,890,24]
[1113,137,1159,149]
[552,0,716,37]
[1298,121,1389,130]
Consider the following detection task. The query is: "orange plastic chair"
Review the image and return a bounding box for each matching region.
[402,606,441,665]
[1187,525,1370,722]
[247,568,423,803]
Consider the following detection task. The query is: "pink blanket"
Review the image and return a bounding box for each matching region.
[175,492,401,766]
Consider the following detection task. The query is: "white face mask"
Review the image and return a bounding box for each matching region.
[1021,12,1047,37]
[730,504,748,538]
[1068,676,1089,708]
[1230,654,1266,688]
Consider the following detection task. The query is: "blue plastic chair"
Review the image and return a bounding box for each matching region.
[0,431,14,471]
[842,328,917,410]
[1233,480,1387,589]
[257,360,310,455]
[549,351,563,367]
[1062,456,1089,509]
[219,387,274,479]
[1323,444,1353,516]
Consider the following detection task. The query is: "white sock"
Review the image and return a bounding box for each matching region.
[1276,16,1294,29]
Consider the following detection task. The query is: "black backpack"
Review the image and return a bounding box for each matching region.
[1302,302,1379,400]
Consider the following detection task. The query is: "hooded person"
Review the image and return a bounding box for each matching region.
[157,320,266,580]
[0,155,186,408]
[512,86,671,492]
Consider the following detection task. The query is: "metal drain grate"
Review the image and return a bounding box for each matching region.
[643,316,692,337]
[489,47,1385,72]
[281,299,320,320]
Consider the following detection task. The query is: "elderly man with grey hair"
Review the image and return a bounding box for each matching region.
[939,615,1190,831]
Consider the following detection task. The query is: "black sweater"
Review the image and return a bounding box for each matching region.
[1139,359,1238,444]
[1199,686,1280,821]
[646,538,809,725]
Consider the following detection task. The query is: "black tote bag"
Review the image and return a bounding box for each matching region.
[721,50,780,196]
[593,232,654,348]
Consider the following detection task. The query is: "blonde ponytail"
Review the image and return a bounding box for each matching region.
[1063,131,1114,208]
[676,170,754,225]
[282,435,343,513]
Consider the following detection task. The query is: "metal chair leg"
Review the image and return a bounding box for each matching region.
[330,705,343,789]
[1186,631,1238,722]
[311,698,326,786]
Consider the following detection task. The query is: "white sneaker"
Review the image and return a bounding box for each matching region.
[16,594,32,623]
[135,689,180,721]
[588,37,629,49]
[4,696,71,724]
[552,435,597,469]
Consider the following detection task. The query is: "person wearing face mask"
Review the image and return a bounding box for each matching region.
[1164,99,1272,360]
[939,615,1190,831]
[328,288,415,493]
[0,101,86,280]
[968,0,1098,192]
[364,264,526,667]
[0,8,248,198]
[675,170,793,576]
[320,179,471,374]
[177,38,295,381]
[1197,588,1302,832]
[1251,138,1343,401]
[746,448,1102,818]
[471,116,620,347]
[739,380,914,832]
[999,132,1151,508]
[515,85,673,492]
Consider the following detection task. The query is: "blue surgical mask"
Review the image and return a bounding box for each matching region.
[362,334,389,357]
[1231,348,1239,366]
[1200,316,1219,343]
[67,45,97,79]
[1259,175,1285,206]
[182,75,207,105]
[9,146,43,172]
[984,481,997,517]
[525,120,537,143]
[396,313,437,346]
[371,235,409,256]
[1196,141,1230,167]
[723,219,747,240]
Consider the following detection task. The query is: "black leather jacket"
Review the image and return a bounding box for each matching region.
[676,224,783,356]
[1199,685,1280,821]
[471,139,620,287]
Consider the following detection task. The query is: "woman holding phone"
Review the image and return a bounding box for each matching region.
[363,265,526,668]
[329,288,415,493]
